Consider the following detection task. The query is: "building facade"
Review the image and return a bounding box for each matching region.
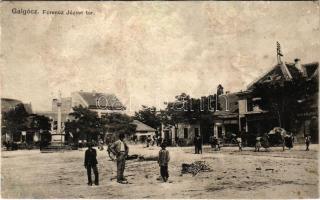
[238,60,318,143]
[213,92,240,141]
[132,120,156,142]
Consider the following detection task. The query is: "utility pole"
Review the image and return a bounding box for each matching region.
[57,91,62,136]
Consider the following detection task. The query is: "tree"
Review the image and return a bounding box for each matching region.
[29,114,51,132]
[2,103,29,142]
[101,113,136,136]
[162,93,215,125]
[163,93,194,124]
[64,119,80,144]
[134,105,161,129]
[69,105,101,142]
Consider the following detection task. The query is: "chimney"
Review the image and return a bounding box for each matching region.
[295,58,306,77]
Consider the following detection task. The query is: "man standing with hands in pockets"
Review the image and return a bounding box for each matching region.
[110,133,129,184]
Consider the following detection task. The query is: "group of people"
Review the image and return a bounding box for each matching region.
[146,135,158,147]
[84,133,313,186]
[208,133,312,152]
[84,133,170,186]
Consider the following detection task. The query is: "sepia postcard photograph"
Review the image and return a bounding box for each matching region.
[0,1,319,199]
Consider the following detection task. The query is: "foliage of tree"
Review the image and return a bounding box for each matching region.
[68,105,101,142]
[29,114,51,132]
[162,93,215,125]
[67,106,137,142]
[101,113,136,136]
[64,119,80,143]
[134,105,161,129]
[2,103,29,141]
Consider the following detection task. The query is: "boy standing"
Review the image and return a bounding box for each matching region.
[158,143,170,182]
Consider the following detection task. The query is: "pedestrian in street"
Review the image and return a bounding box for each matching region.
[110,133,129,184]
[158,143,170,182]
[255,137,261,152]
[209,135,214,148]
[262,133,270,152]
[198,135,203,154]
[213,136,220,151]
[146,135,152,147]
[305,135,311,151]
[132,134,138,144]
[236,136,242,151]
[194,134,201,154]
[98,139,104,151]
[152,135,156,146]
[158,137,163,147]
[84,143,99,186]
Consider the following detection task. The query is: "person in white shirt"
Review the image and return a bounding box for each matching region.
[236,136,242,151]
[110,133,129,183]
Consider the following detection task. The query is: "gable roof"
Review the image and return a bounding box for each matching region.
[1,98,32,114]
[302,62,319,79]
[218,92,240,113]
[247,61,319,90]
[77,91,125,110]
[1,98,23,113]
[247,63,301,90]
[132,120,156,132]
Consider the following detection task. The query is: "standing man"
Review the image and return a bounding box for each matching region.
[236,135,242,151]
[194,134,199,154]
[213,136,220,151]
[305,135,311,151]
[110,133,129,184]
[198,135,203,154]
[146,135,152,147]
[84,143,99,186]
[194,134,202,154]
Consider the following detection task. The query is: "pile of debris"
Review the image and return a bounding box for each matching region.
[138,155,158,161]
[181,161,212,176]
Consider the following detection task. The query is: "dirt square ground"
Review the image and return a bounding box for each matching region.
[1,144,319,199]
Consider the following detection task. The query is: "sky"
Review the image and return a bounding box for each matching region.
[1,1,319,114]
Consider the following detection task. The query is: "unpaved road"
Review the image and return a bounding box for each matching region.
[1,144,319,199]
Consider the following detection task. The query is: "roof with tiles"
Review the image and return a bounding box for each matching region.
[77,91,125,110]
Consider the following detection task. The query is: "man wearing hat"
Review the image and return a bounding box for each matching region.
[110,133,129,183]
[84,143,99,186]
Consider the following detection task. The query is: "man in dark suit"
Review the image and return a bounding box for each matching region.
[84,143,99,186]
